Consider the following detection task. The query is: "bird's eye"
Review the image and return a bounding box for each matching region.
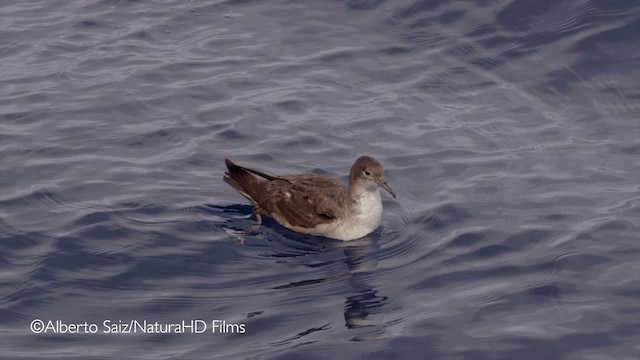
[363,170,371,176]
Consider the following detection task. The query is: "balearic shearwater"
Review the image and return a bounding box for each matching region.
[223,156,396,241]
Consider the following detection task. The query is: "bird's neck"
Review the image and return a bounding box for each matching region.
[348,179,376,196]
[348,182,382,211]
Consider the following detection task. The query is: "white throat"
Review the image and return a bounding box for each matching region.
[351,186,383,224]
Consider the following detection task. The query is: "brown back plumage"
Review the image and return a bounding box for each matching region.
[223,158,349,230]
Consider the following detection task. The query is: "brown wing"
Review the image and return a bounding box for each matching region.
[281,174,348,221]
[255,176,348,229]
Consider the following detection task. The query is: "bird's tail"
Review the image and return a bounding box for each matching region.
[223,158,263,203]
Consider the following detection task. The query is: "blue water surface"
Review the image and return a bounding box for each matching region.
[1,1,639,359]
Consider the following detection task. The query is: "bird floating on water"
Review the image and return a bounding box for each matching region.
[223,156,396,241]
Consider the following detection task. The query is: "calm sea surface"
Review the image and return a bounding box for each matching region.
[1,1,639,359]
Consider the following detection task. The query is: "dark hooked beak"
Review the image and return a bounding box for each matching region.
[378,180,396,199]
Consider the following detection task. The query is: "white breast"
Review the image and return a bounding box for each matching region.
[315,189,383,241]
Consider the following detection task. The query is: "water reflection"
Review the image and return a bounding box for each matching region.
[276,235,396,341]
[345,240,398,341]
[217,202,396,340]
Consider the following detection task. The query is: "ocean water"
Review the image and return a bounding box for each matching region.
[1,0,639,359]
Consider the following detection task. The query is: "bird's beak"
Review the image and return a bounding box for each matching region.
[379,180,396,199]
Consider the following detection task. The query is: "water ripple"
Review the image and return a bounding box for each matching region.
[1,0,638,358]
